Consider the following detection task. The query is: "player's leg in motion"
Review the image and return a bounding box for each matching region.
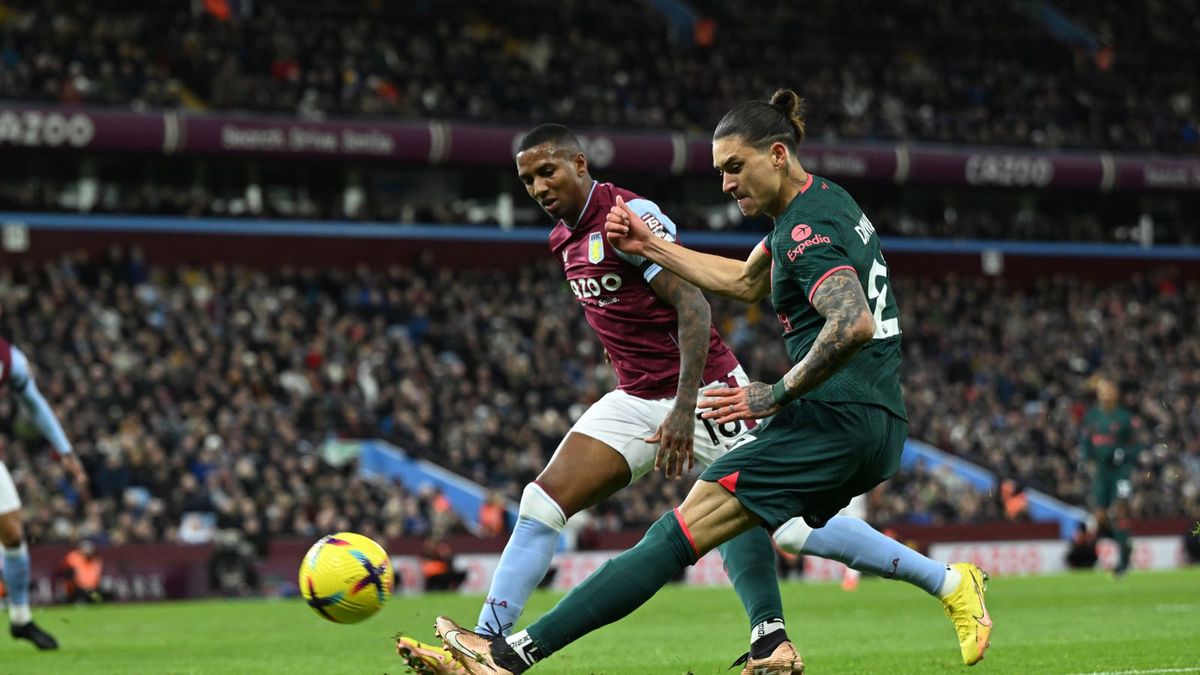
[474,432,631,636]
[693,390,789,665]
[772,513,992,666]
[717,527,790,666]
[0,464,58,650]
[436,481,769,674]
[836,495,867,590]
[773,513,952,598]
[399,432,629,673]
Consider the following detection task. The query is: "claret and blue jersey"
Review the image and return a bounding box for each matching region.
[548,181,739,399]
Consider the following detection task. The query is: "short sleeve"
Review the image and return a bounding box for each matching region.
[614,198,678,282]
[772,218,855,304]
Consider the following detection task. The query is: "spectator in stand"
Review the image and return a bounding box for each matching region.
[428,488,466,540]
[1065,523,1099,569]
[420,538,468,592]
[1000,480,1030,522]
[207,529,260,597]
[477,491,507,538]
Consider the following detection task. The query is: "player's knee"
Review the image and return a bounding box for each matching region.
[519,483,568,532]
[773,517,813,555]
[0,520,23,548]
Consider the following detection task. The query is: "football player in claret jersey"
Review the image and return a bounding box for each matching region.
[400,123,802,673]
[1079,376,1138,576]
[0,336,87,649]
[428,92,993,674]
[402,120,992,675]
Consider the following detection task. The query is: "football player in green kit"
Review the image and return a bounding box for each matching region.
[1080,376,1138,576]
[431,89,993,674]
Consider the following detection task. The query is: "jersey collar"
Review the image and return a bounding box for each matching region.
[775,173,815,223]
[563,180,599,230]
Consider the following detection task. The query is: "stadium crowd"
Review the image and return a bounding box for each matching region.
[1,250,1196,546]
[0,0,1196,153]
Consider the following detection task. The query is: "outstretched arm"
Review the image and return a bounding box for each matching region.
[10,347,72,455]
[699,269,875,422]
[10,347,87,490]
[607,196,771,303]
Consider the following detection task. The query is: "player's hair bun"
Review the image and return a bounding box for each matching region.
[770,88,807,142]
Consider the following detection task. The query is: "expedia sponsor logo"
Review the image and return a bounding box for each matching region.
[790,223,812,241]
[786,233,831,261]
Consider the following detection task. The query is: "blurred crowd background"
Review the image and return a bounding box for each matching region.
[1,0,1196,152]
[2,251,1196,546]
[0,0,1196,555]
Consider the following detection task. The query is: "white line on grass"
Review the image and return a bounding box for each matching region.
[1070,662,1200,667]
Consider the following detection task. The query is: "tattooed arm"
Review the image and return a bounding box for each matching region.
[647,270,711,479]
[699,269,875,422]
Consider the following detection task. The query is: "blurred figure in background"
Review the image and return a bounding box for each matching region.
[207,529,260,597]
[1065,523,1099,570]
[477,491,508,538]
[59,539,106,603]
[1000,480,1030,522]
[1079,376,1138,576]
[421,538,467,592]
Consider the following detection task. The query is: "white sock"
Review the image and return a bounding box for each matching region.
[937,565,962,599]
[750,618,786,644]
[8,603,31,626]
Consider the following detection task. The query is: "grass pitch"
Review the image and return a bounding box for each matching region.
[2,568,1198,674]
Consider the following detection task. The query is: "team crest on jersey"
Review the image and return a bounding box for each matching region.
[588,232,605,264]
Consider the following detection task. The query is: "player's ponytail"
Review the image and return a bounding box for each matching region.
[714,87,808,154]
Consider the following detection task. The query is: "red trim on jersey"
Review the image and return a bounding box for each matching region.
[798,173,814,194]
[672,507,700,558]
[759,238,770,255]
[807,265,856,305]
[717,471,740,494]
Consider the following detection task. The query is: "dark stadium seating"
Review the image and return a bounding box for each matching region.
[0,0,1196,152]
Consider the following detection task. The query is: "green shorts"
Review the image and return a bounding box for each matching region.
[1091,471,1133,509]
[699,399,907,531]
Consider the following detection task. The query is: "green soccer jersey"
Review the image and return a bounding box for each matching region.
[764,175,907,420]
[1081,405,1135,471]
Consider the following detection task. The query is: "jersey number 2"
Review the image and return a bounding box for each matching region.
[867,258,901,339]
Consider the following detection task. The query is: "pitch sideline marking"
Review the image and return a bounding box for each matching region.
[1070,662,1200,667]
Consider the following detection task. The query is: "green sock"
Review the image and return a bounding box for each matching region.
[718,526,784,629]
[525,511,698,656]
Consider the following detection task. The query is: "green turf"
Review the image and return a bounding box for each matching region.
[2,568,1198,674]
